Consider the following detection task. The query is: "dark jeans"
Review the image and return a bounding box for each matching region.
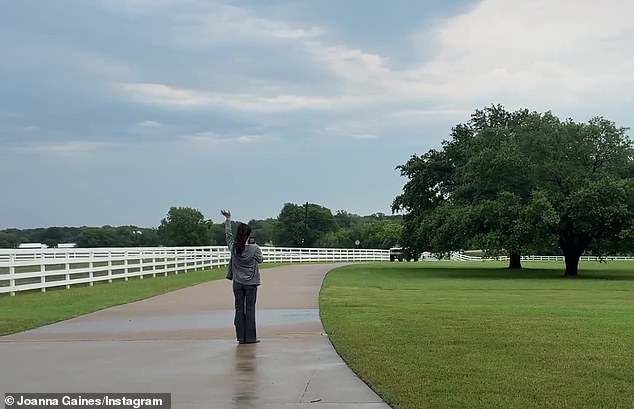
[232,281,258,342]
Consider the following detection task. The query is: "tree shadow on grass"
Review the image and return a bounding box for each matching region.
[400,265,634,282]
[571,273,634,281]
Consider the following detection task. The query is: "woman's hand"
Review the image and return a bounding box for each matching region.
[220,209,231,219]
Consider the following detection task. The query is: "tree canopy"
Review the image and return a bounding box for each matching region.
[274,202,337,247]
[393,105,634,276]
[157,206,211,247]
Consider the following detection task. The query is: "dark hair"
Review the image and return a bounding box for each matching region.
[234,222,251,256]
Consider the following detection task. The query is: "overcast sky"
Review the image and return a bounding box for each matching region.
[2,0,633,229]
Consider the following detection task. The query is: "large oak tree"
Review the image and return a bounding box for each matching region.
[393,105,634,276]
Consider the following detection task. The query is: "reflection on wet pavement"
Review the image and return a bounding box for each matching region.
[27,309,319,334]
[232,345,258,409]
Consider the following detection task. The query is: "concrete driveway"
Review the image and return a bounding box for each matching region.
[0,263,392,408]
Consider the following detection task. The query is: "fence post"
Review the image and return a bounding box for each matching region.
[124,249,129,281]
[89,250,94,286]
[9,253,16,296]
[108,250,113,283]
[152,249,157,278]
[139,250,144,280]
[40,252,46,293]
[65,256,71,290]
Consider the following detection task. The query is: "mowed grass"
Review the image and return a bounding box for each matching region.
[319,261,634,409]
[0,262,288,336]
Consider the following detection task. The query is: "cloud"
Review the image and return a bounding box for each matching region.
[179,131,267,144]
[388,108,473,124]
[107,0,634,136]
[2,37,137,83]
[118,82,370,112]
[291,0,634,114]
[324,120,380,140]
[98,0,208,14]
[271,27,322,40]
[105,4,403,116]
[322,107,472,141]
[13,140,111,154]
[119,83,208,107]
[137,120,162,128]
[408,0,634,106]
[235,134,264,144]
[170,3,323,48]
[303,41,390,85]
[349,133,378,140]
[101,0,322,47]
[203,4,322,41]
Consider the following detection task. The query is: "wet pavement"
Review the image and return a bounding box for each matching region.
[21,309,320,334]
[0,263,392,408]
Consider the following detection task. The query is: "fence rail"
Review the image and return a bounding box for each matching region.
[450,252,634,262]
[0,246,389,295]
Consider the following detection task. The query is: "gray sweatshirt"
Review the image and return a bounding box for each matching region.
[225,219,263,285]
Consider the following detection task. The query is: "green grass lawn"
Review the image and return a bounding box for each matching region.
[319,261,634,409]
[0,262,288,336]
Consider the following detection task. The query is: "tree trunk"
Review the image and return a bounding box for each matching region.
[559,233,591,277]
[508,251,522,269]
[564,251,581,277]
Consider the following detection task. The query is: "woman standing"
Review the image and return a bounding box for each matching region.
[221,209,263,344]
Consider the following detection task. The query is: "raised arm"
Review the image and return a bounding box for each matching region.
[221,209,234,252]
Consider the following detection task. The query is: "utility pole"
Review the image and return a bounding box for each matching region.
[304,201,308,247]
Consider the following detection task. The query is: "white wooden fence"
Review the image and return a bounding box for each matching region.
[450,252,634,262]
[0,246,389,295]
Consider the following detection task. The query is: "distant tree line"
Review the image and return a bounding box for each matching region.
[0,226,160,249]
[0,203,403,250]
